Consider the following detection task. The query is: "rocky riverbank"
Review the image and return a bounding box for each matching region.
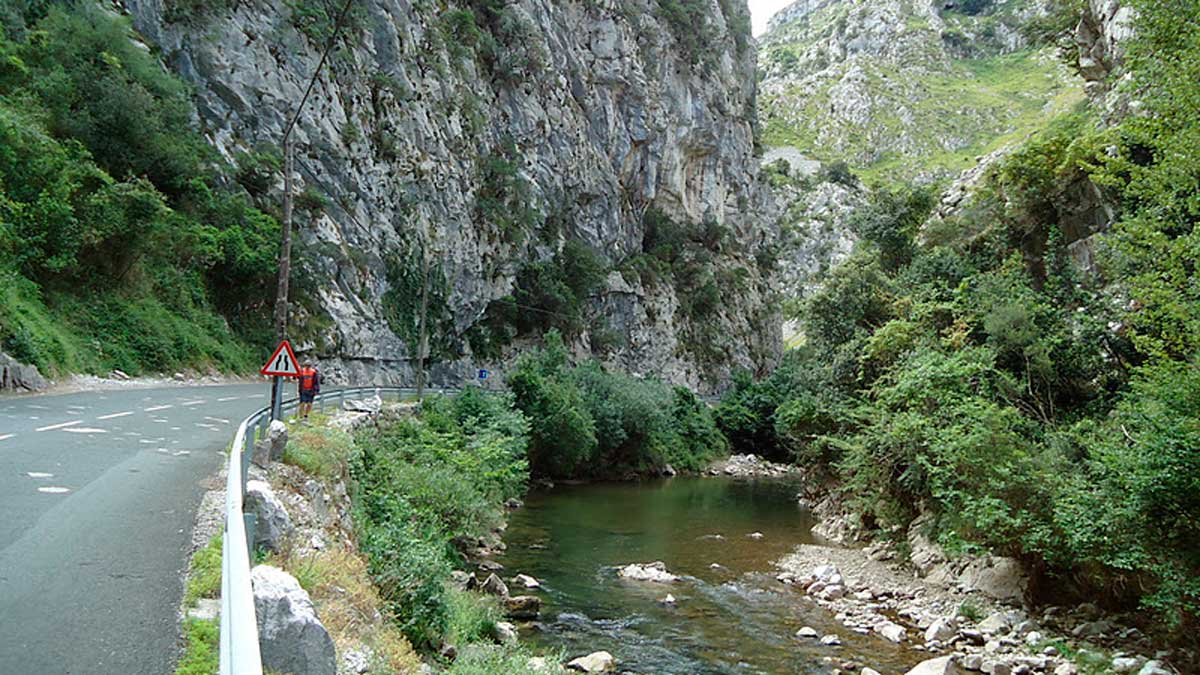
[776,528,1189,675]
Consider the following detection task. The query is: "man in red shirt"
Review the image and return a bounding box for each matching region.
[297,360,320,421]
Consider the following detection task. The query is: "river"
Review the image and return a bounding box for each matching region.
[497,476,921,674]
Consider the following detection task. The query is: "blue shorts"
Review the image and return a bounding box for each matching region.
[299,390,317,403]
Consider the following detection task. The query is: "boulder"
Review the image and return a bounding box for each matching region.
[905,656,967,675]
[252,565,336,675]
[1071,619,1115,638]
[1024,631,1043,646]
[878,622,907,643]
[1054,664,1078,675]
[962,655,984,671]
[492,621,518,645]
[925,618,957,643]
[245,480,293,552]
[978,610,1022,635]
[908,511,947,575]
[505,595,541,619]
[343,395,382,413]
[513,573,541,589]
[618,561,679,583]
[958,556,1029,603]
[480,573,510,598]
[796,626,819,638]
[567,651,614,673]
[252,420,289,468]
[821,634,842,646]
[864,669,883,675]
[0,352,48,392]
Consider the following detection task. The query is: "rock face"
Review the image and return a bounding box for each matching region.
[251,565,336,675]
[0,352,48,392]
[245,479,295,552]
[123,0,780,393]
[758,0,1082,183]
[1073,0,1134,108]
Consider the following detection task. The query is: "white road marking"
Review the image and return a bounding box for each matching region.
[152,418,168,423]
[170,427,182,431]
[96,411,133,420]
[155,448,169,454]
[27,404,49,410]
[0,434,14,441]
[144,405,173,412]
[26,472,53,478]
[195,423,220,431]
[181,400,206,407]
[217,396,240,402]
[36,420,82,432]
[204,416,230,425]
[63,427,108,434]
[139,439,155,444]
[173,450,191,456]
[37,486,71,494]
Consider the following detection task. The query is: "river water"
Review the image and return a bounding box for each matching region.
[497,476,920,674]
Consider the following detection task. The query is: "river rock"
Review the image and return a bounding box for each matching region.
[513,573,541,589]
[1138,661,1171,675]
[962,655,984,671]
[879,622,907,643]
[492,621,518,645]
[926,619,957,643]
[505,595,541,619]
[978,611,1021,635]
[618,561,679,583]
[481,573,509,598]
[797,626,819,638]
[863,669,883,675]
[1071,619,1115,638]
[905,656,968,675]
[821,634,842,646]
[567,651,614,673]
[251,565,336,675]
[1054,663,1078,675]
[1024,631,1043,646]
[1112,657,1142,673]
[659,594,676,605]
[245,480,293,552]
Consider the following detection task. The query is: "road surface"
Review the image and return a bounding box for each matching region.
[0,383,271,675]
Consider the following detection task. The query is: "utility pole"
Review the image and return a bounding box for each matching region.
[269,0,356,421]
[415,242,430,400]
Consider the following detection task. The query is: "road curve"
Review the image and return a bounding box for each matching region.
[0,383,272,675]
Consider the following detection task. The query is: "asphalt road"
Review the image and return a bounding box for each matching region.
[0,383,273,675]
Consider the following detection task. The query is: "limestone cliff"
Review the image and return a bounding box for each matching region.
[119,0,780,392]
[758,0,1082,184]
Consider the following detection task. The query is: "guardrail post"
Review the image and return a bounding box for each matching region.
[243,513,257,566]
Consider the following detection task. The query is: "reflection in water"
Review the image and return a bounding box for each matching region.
[498,477,919,674]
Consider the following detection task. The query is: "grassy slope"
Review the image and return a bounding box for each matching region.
[759,3,1083,184]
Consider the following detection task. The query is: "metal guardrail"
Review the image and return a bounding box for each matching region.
[218,386,428,675]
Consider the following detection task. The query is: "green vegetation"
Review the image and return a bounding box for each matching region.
[174,618,219,675]
[0,5,278,376]
[722,0,1200,635]
[509,332,728,479]
[183,535,223,607]
[352,389,529,649]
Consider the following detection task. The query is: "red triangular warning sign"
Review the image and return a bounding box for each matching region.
[261,340,301,377]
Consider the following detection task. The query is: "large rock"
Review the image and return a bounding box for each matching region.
[567,651,614,673]
[252,420,288,468]
[252,565,336,675]
[905,656,968,675]
[504,595,541,620]
[245,480,294,552]
[618,561,679,583]
[0,352,48,392]
[908,511,947,576]
[957,556,1029,603]
[925,618,957,643]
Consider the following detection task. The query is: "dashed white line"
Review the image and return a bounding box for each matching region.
[27,404,49,410]
[204,416,230,425]
[0,433,14,442]
[37,486,71,494]
[181,400,206,407]
[96,411,133,420]
[36,420,82,432]
[63,427,108,434]
[217,396,240,402]
[144,405,173,412]
[26,472,53,478]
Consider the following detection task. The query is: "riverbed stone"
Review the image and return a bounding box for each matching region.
[1112,657,1141,673]
[492,621,518,645]
[905,656,968,675]
[1137,661,1171,675]
[618,561,679,582]
[926,619,957,643]
[567,651,614,673]
[879,622,907,643]
[481,573,509,598]
[821,634,842,646]
[513,573,541,589]
[505,595,541,619]
[863,668,883,675]
[962,655,984,671]
[797,626,819,638]
[1054,663,1078,675]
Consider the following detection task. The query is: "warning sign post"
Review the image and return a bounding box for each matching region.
[262,340,300,422]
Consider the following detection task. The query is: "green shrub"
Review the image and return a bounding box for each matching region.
[174,618,219,675]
